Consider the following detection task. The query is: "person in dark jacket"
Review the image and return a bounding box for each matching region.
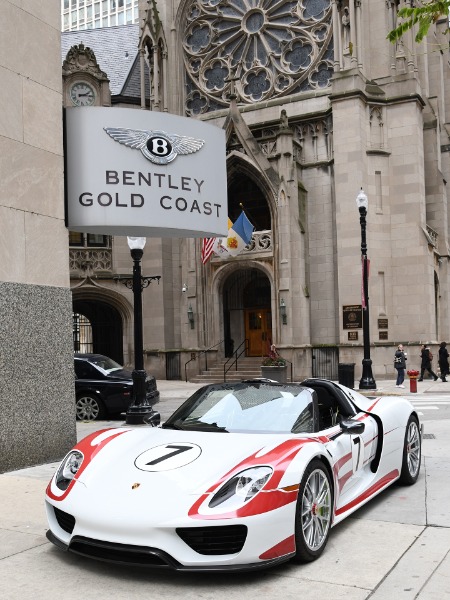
[438,341,449,382]
[418,344,438,381]
[394,344,407,388]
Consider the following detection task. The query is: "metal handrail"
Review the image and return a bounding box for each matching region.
[184,339,224,382]
[223,339,249,382]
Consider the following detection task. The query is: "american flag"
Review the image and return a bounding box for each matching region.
[201,238,216,264]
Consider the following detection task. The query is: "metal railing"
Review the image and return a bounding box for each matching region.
[223,339,249,382]
[184,340,224,382]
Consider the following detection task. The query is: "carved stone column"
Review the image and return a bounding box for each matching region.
[152,45,160,111]
[162,50,168,112]
[140,48,146,109]
[332,0,341,72]
[349,0,357,67]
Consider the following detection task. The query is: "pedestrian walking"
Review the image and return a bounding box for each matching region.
[394,344,407,388]
[418,344,438,381]
[438,341,449,382]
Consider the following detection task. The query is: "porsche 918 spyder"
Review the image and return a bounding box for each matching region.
[45,379,422,572]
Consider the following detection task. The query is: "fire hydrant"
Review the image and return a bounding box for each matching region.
[407,370,419,393]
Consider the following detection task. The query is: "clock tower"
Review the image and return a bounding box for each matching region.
[62,42,111,108]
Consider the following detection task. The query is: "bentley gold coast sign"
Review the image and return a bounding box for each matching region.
[64,107,228,237]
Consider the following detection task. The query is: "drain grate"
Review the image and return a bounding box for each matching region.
[423,433,435,439]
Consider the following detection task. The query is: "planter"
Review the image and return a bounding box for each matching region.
[261,365,288,383]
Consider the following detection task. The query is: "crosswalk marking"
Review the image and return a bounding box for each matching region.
[412,401,450,405]
[407,396,450,415]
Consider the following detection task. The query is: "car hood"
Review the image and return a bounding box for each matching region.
[60,427,308,525]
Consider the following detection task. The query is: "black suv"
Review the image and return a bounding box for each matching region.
[74,353,160,421]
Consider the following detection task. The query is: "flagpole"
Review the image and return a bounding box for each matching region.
[239,203,257,227]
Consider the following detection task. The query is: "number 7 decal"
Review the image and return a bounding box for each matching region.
[145,445,192,466]
[135,443,202,472]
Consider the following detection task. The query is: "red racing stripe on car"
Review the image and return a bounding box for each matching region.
[332,451,353,494]
[46,429,130,501]
[188,439,315,519]
[259,535,296,560]
[335,469,399,516]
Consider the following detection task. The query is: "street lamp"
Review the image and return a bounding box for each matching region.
[125,236,161,424]
[356,189,376,390]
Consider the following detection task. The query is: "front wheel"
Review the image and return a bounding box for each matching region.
[399,415,421,485]
[293,459,333,563]
[75,394,106,421]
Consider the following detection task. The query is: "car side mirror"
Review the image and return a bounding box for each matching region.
[144,411,161,427]
[340,419,365,435]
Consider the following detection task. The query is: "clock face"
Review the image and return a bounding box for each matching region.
[70,82,96,106]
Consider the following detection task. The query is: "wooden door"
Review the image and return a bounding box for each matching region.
[245,308,272,357]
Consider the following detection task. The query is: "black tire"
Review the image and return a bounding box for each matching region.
[399,415,421,485]
[293,459,333,563]
[75,394,106,421]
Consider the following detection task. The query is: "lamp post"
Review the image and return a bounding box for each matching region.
[125,237,161,424]
[356,189,376,390]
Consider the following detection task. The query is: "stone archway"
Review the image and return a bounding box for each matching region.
[73,298,124,364]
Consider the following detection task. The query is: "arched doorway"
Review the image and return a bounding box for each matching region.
[223,269,272,357]
[72,299,124,364]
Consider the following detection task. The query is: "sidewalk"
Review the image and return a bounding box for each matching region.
[1,379,449,599]
[360,375,450,396]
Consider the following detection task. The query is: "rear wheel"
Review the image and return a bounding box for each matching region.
[75,394,106,421]
[293,459,333,562]
[399,415,421,485]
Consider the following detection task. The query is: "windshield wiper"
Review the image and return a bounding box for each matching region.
[163,418,228,432]
[161,420,185,430]
[185,421,228,432]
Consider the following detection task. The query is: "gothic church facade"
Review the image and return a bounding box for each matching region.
[71,0,450,381]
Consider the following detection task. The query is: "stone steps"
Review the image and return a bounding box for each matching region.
[189,357,264,384]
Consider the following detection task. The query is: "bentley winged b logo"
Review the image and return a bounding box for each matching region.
[103,127,205,165]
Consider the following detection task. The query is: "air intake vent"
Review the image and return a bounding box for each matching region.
[54,507,76,534]
[176,525,247,555]
[69,536,178,568]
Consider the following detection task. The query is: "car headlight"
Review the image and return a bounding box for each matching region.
[55,450,84,491]
[209,466,273,509]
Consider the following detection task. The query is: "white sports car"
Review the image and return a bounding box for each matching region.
[46,379,422,572]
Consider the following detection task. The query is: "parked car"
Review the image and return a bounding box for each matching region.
[47,378,421,571]
[74,353,159,421]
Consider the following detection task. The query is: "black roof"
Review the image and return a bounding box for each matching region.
[61,24,149,100]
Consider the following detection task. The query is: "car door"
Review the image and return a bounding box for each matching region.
[326,412,378,513]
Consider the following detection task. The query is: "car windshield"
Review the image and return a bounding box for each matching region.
[87,356,123,374]
[162,382,314,434]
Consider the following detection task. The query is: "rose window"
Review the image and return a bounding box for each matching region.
[183,0,333,115]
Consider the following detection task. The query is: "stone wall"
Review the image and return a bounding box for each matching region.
[0,2,76,472]
[0,283,76,473]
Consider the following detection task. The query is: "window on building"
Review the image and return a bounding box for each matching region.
[69,232,110,247]
[73,313,93,353]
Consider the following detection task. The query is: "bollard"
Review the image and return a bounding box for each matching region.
[407,370,419,393]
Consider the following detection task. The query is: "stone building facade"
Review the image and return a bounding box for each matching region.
[0,2,76,472]
[67,0,450,383]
